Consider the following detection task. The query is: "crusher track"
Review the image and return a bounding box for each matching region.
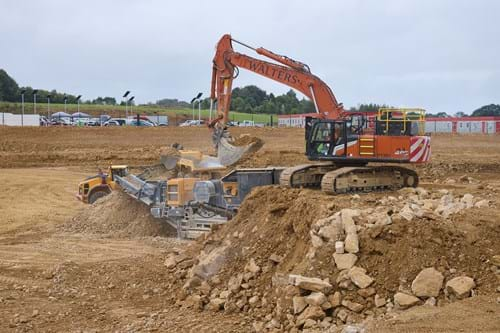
[280,164,418,194]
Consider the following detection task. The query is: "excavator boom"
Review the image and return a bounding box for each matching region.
[210,34,344,128]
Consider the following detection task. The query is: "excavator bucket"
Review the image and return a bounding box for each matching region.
[217,137,255,166]
[159,146,181,170]
[160,155,179,170]
[214,129,263,166]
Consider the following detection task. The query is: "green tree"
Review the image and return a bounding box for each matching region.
[0,69,20,102]
[471,104,500,117]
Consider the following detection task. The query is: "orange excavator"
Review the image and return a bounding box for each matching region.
[209,34,430,193]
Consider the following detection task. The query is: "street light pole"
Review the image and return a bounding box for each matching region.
[33,89,38,115]
[76,95,82,125]
[190,92,203,122]
[123,91,130,120]
[198,100,202,122]
[47,94,52,120]
[128,96,135,120]
[20,89,26,126]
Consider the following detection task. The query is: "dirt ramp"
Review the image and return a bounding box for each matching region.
[62,191,175,238]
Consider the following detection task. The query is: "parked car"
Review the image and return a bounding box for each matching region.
[86,118,101,126]
[126,119,155,127]
[239,120,255,127]
[104,119,126,126]
[50,118,73,126]
[179,120,205,127]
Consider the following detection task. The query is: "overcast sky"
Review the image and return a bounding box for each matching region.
[1,0,498,114]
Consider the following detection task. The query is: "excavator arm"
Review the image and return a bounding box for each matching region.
[210,34,344,128]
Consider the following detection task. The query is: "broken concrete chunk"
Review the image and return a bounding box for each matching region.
[305,292,327,306]
[207,298,225,311]
[328,291,342,308]
[344,233,359,254]
[341,209,359,234]
[268,253,283,264]
[357,287,376,298]
[474,199,489,208]
[296,305,326,322]
[460,194,474,209]
[289,274,333,294]
[411,267,444,298]
[292,296,307,314]
[311,233,324,248]
[228,274,243,293]
[445,276,475,299]
[374,294,386,307]
[333,253,358,270]
[348,266,374,289]
[244,258,261,274]
[394,292,420,309]
[341,299,364,313]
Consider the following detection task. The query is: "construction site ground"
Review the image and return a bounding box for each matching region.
[0,127,499,332]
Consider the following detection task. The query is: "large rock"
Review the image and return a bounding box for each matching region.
[344,233,359,254]
[311,233,324,248]
[296,305,326,322]
[445,276,475,299]
[374,294,386,307]
[341,209,359,234]
[348,267,374,289]
[318,219,344,242]
[293,296,307,314]
[341,300,364,313]
[305,292,327,306]
[394,292,420,309]
[474,199,489,208]
[460,194,474,209]
[328,291,342,308]
[333,253,358,270]
[399,204,415,222]
[411,267,444,297]
[228,274,243,293]
[289,274,333,294]
[207,298,225,311]
[190,246,228,279]
[244,258,261,275]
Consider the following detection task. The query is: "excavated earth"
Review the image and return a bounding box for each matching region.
[0,127,499,332]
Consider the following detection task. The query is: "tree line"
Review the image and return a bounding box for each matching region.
[0,69,119,105]
[2,68,499,116]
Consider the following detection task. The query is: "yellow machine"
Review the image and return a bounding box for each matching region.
[76,165,128,204]
[165,178,199,207]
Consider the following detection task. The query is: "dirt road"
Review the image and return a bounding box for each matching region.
[0,128,499,332]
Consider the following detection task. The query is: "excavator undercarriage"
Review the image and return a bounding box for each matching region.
[279,163,418,194]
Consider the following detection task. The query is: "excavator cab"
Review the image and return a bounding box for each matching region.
[306,118,353,159]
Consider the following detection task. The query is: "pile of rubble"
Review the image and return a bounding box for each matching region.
[161,186,497,332]
[62,191,176,238]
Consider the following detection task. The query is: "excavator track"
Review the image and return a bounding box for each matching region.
[320,166,418,194]
[279,163,339,188]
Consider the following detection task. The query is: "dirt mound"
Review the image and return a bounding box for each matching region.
[165,186,499,331]
[230,134,264,149]
[62,190,175,238]
[233,150,309,168]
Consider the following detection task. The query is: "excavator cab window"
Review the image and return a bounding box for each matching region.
[307,121,349,158]
[310,122,333,156]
